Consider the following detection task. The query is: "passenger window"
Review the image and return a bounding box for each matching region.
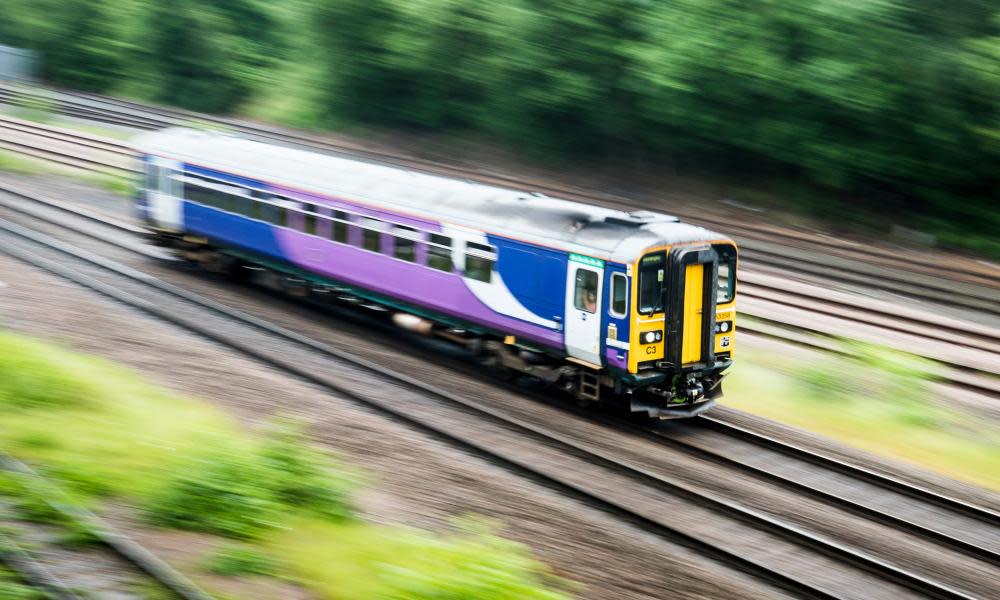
[362,218,382,252]
[276,203,288,227]
[574,269,599,313]
[428,234,453,272]
[610,273,628,317]
[184,180,226,210]
[216,190,231,212]
[233,194,252,217]
[394,226,417,262]
[261,202,277,224]
[331,211,348,243]
[303,203,317,235]
[465,242,495,283]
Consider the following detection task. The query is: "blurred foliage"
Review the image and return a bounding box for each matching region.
[272,518,575,600]
[0,333,98,408]
[203,544,280,576]
[1,0,998,249]
[725,333,1000,490]
[0,332,573,598]
[146,422,358,539]
[0,566,46,600]
[0,150,47,176]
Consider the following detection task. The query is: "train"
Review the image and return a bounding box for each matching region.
[133,128,737,418]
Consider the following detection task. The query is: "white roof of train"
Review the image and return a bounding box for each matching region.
[133,128,728,263]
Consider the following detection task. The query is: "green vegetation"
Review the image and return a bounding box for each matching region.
[145,420,358,539]
[725,338,1000,491]
[0,151,47,176]
[203,544,279,577]
[2,0,998,257]
[0,147,137,197]
[0,566,46,600]
[272,519,574,600]
[0,331,574,599]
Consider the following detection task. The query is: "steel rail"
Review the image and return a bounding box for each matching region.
[4,96,1000,326]
[3,82,998,290]
[6,190,997,570]
[1,219,989,599]
[2,178,996,398]
[0,538,88,600]
[638,422,1000,566]
[696,416,1000,526]
[0,455,214,600]
[0,122,137,176]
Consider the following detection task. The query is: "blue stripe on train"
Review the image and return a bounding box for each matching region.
[183,203,285,259]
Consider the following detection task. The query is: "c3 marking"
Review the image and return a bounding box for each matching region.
[645,345,658,355]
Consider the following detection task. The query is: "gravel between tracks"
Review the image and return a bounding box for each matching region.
[6,170,996,504]
[3,173,999,598]
[0,258,781,599]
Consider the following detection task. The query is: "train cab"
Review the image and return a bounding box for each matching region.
[622,242,737,417]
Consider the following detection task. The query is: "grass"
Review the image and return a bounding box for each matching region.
[2,156,136,196]
[0,331,574,599]
[0,148,138,198]
[203,544,279,577]
[0,566,46,600]
[3,84,133,141]
[79,172,139,197]
[0,151,47,176]
[724,340,1000,491]
[270,518,575,600]
[0,333,237,501]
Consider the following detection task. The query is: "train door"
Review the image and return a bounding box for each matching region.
[145,156,183,231]
[665,246,718,368]
[564,254,604,365]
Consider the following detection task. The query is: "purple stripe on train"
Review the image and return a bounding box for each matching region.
[272,226,565,348]
[605,347,627,370]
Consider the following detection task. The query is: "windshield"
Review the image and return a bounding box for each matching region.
[638,253,665,314]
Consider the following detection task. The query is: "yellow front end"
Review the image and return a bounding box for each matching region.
[625,241,737,404]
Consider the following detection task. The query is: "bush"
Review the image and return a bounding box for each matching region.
[275,519,576,600]
[257,420,358,521]
[145,424,357,539]
[144,445,283,539]
[0,333,96,410]
[373,526,574,600]
[204,544,279,577]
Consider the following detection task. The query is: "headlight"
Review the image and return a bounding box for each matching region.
[714,320,732,334]
[641,331,662,344]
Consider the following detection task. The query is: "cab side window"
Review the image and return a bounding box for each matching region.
[610,273,628,317]
[715,245,737,304]
[574,269,598,313]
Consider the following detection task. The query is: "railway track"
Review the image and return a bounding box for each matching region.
[0,205,998,599]
[1,177,996,396]
[4,107,1000,355]
[1,535,88,600]
[0,115,136,177]
[2,83,998,309]
[0,455,212,600]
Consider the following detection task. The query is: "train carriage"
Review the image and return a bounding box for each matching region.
[134,128,737,418]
